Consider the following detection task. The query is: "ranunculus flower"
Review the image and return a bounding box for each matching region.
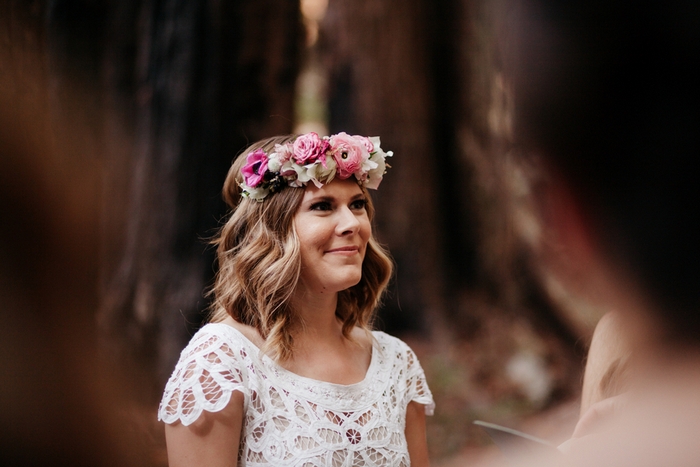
[293,132,328,165]
[329,132,369,179]
[241,149,269,187]
[353,135,375,153]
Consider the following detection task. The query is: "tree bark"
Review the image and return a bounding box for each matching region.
[321,0,453,341]
[96,0,303,399]
[321,0,583,396]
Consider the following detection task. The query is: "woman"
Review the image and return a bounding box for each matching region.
[158,132,434,467]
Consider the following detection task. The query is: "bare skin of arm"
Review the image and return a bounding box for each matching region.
[580,311,630,415]
[559,312,632,452]
[165,390,245,467]
[405,400,431,467]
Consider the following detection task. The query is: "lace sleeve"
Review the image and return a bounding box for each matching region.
[158,326,248,426]
[405,345,436,416]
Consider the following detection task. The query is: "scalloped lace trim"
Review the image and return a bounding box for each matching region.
[159,325,434,466]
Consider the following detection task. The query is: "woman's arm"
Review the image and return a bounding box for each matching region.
[580,311,630,415]
[405,400,431,467]
[558,312,632,453]
[165,390,245,467]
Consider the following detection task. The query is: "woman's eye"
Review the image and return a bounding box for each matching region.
[310,201,332,211]
[350,199,368,210]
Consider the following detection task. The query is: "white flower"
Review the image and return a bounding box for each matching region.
[365,149,392,189]
[240,182,269,201]
[281,160,313,187]
[307,155,337,186]
[267,153,283,172]
[238,133,392,201]
[360,156,378,174]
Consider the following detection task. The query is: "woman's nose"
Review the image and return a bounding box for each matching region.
[336,206,360,235]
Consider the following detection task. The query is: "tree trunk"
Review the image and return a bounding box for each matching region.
[321,0,583,413]
[2,0,303,460]
[96,0,303,400]
[321,0,453,341]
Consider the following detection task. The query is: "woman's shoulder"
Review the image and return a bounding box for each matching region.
[188,317,263,350]
[159,319,258,426]
[370,330,415,353]
[370,330,426,369]
[184,321,239,348]
[370,330,435,413]
[169,319,262,376]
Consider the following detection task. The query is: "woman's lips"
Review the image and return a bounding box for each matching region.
[325,246,360,254]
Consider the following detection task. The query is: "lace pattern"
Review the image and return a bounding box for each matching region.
[159,324,435,466]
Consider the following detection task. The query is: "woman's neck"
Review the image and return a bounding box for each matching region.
[291,288,342,338]
[284,288,372,384]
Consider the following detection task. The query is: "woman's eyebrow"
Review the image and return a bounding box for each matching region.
[306,195,335,204]
[306,192,364,204]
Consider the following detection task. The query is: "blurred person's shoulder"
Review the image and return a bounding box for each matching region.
[562,357,700,467]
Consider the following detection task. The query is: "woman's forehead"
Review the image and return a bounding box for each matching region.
[301,178,363,200]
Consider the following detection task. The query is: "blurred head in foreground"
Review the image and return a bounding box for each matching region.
[505,0,700,465]
[509,0,700,350]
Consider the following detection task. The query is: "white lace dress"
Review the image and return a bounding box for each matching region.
[158,323,435,466]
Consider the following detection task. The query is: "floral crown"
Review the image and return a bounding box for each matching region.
[240,132,392,200]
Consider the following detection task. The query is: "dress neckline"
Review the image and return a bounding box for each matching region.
[208,322,380,389]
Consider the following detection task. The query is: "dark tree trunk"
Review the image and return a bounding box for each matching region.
[444,0,585,353]
[98,0,222,400]
[97,0,303,400]
[321,0,453,341]
[321,0,583,404]
[3,0,303,460]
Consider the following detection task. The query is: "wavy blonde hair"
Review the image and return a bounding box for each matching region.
[209,135,394,361]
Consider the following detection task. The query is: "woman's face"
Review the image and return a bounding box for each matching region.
[294,178,371,296]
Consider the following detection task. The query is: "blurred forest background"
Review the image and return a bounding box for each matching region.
[1,0,606,465]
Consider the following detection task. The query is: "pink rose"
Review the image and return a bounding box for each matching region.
[329,132,369,179]
[293,132,328,165]
[241,149,269,187]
